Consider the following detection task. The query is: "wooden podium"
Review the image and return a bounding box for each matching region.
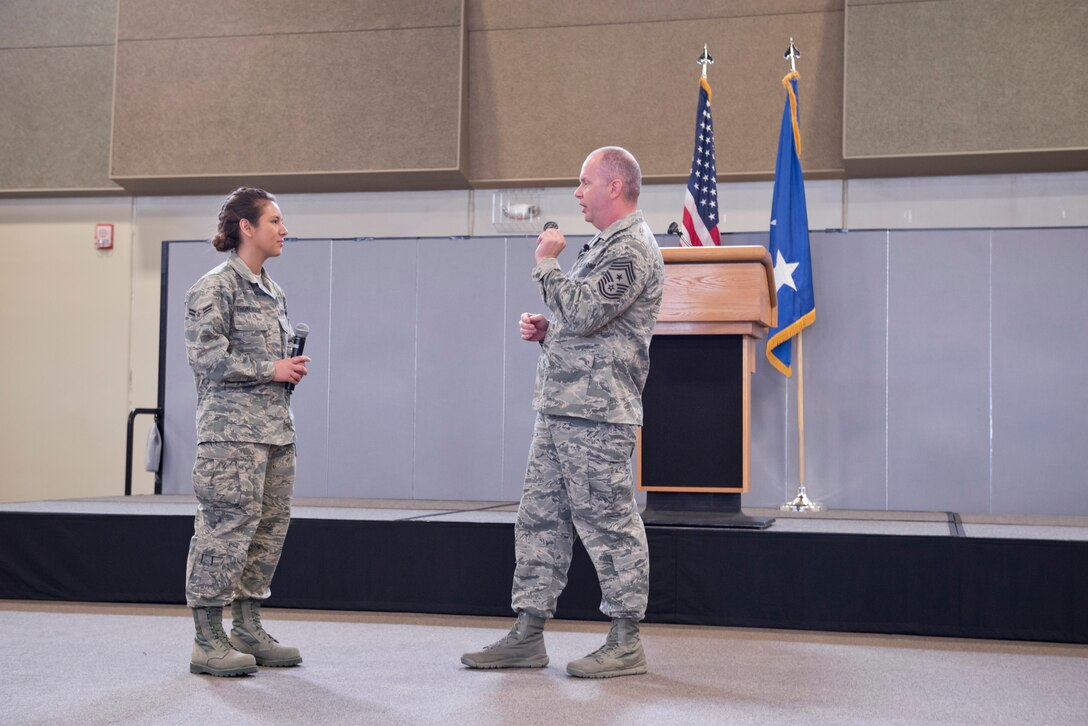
[637,246,778,528]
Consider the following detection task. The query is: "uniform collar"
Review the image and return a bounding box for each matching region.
[594,210,645,245]
[227,251,276,297]
[228,250,263,285]
[576,211,645,263]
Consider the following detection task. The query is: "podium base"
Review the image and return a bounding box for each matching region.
[640,492,775,529]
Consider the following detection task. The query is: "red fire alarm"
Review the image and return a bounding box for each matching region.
[95,223,114,250]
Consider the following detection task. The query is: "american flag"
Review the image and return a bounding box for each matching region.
[681,76,721,247]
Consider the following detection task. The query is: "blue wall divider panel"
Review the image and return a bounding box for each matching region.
[161,227,1088,516]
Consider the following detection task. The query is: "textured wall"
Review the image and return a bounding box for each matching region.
[465,0,845,185]
[844,0,1088,175]
[110,0,468,193]
[1,1,1086,195]
[0,0,120,193]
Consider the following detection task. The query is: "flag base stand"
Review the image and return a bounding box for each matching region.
[780,485,823,513]
[642,492,775,529]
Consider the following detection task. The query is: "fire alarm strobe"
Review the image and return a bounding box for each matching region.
[95,223,114,250]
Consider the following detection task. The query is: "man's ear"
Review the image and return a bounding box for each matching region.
[610,178,623,200]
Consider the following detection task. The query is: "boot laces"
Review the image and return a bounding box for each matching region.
[236,604,280,645]
[200,615,234,651]
[587,631,636,662]
[257,630,281,644]
[482,624,520,651]
[588,641,624,662]
[249,610,280,643]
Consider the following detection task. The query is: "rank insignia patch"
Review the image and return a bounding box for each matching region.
[598,261,635,300]
[186,304,214,320]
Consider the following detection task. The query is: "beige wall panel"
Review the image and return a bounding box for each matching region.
[467,10,843,185]
[0,46,120,193]
[0,0,117,47]
[118,0,459,39]
[0,197,134,503]
[844,0,1088,173]
[111,26,465,191]
[467,0,843,30]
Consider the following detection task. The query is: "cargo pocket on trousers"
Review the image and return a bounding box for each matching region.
[586,459,633,511]
[192,451,241,507]
[587,425,636,511]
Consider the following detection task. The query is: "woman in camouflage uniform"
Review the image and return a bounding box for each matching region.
[183,187,310,677]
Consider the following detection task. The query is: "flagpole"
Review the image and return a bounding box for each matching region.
[798,331,805,486]
[779,38,821,513]
[782,331,821,511]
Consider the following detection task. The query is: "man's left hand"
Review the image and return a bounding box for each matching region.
[535,228,566,263]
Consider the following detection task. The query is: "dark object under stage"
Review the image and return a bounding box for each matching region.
[1,511,1085,644]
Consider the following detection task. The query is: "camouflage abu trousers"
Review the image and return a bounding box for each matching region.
[512,413,649,621]
[185,441,295,607]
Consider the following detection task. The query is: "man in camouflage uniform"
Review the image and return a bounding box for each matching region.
[184,188,310,677]
[462,147,665,678]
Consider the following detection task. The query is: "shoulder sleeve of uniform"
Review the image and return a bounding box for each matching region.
[184,274,229,324]
[537,234,654,336]
[184,274,272,386]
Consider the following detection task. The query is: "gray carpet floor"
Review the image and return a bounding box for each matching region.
[1,601,1086,725]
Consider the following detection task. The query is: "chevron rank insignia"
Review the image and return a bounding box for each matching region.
[598,260,635,300]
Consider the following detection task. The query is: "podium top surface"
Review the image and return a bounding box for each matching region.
[658,245,778,329]
[661,245,770,266]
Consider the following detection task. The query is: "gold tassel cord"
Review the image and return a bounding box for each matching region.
[782,70,802,157]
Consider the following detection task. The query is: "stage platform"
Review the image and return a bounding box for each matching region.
[2,496,1086,644]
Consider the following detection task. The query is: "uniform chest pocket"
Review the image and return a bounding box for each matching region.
[233,313,274,353]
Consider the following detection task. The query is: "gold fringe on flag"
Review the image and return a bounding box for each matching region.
[766,308,816,377]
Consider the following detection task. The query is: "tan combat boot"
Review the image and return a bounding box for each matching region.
[190,606,258,676]
[566,617,647,678]
[461,611,549,669]
[229,599,303,667]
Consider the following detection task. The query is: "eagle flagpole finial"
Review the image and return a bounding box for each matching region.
[784,38,800,72]
[697,44,714,79]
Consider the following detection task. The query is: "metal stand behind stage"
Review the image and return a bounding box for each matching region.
[782,484,823,513]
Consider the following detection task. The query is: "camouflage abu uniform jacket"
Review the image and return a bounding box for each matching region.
[184,251,295,445]
[531,211,665,425]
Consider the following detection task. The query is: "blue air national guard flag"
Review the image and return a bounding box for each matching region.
[682,76,721,247]
[766,70,815,377]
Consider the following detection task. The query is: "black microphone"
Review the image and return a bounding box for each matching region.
[667,221,688,245]
[285,323,309,393]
